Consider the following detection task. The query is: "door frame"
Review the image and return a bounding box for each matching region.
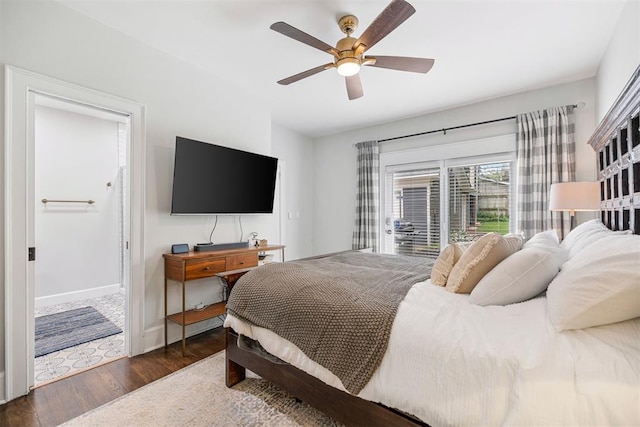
[4,65,146,401]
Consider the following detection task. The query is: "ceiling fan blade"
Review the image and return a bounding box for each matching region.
[353,0,415,54]
[345,74,364,100]
[365,56,435,73]
[270,22,339,56]
[277,63,335,85]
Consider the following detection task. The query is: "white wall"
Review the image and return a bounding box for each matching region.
[596,0,640,121]
[313,78,598,254]
[35,105,120,298]
[0,0,279,371]
[271,124,315,261]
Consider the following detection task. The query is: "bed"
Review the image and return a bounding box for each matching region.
[223,66,640,426]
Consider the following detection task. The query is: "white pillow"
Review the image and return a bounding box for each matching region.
[469,248,560,306]
[547,233,640,331]
[523,229,569,266]
[524,230,559,249]
[560,219,617,258]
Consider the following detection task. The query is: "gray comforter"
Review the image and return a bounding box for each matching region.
[226,251,433,394]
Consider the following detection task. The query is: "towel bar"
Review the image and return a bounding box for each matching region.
[41,199,95,205]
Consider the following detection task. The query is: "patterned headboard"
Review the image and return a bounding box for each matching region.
[587,65,640,234]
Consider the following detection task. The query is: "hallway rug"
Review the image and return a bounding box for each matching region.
[35,306,122,357]
[62,351,340,426]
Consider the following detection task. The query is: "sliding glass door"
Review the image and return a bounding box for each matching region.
[382,156,515,258]
[448,161,512,243]
[384,167,441,258]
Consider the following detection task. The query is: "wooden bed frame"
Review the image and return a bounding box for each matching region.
[225,328,425,426]
[224,65,640,426]
[588,64,640,234]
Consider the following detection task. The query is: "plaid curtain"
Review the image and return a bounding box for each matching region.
[517,105,575,239]
[352,141,380,251]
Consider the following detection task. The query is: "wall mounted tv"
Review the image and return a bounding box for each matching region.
[171,136,278,215]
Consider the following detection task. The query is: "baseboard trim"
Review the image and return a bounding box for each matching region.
[144,317,224,353]
[35,284,122,308]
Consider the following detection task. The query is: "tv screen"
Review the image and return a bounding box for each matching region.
[171,136,278,215]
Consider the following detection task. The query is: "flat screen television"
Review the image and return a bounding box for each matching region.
[171,136,278,215]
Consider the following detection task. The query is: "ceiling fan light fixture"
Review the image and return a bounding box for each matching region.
[337,57,361,76]
[271,0,434,99]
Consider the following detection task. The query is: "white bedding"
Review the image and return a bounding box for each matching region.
[224,279,640,426]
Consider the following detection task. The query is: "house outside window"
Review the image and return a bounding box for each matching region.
[448,162,511,243]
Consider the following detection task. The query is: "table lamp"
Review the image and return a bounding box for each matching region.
[549,181,600,229]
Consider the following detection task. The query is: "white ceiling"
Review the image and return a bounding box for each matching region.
[58,0,626,138]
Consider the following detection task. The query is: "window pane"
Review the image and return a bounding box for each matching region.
[387,169,440,258]
[448,162,511,242]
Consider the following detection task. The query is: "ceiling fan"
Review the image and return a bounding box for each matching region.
[270,0,434,100]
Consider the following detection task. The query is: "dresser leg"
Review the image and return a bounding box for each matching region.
[164,278,168,349]
[182,280,186,356]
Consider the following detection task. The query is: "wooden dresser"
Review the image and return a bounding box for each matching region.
[163,244,285,355]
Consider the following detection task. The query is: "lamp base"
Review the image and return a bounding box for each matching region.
[569,210,576,230]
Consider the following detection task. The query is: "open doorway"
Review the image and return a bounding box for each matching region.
[31,95,129,386]
[5,66,146,402]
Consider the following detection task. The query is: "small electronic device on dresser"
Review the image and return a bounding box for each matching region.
[171,243,189,254]
[194,241,250,252]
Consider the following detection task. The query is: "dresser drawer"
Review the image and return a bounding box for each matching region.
[185,257,226,280]
[226,253,258,270]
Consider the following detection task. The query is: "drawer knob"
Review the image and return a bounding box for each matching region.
[203,267,210,271]
[239,261,245,265]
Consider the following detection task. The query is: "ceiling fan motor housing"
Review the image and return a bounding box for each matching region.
[335,36,361,76]
[336,36,360,60]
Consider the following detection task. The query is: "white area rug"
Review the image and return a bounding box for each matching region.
[62,351,339,426]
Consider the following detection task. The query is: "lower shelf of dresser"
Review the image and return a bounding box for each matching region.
[166,301,226,326]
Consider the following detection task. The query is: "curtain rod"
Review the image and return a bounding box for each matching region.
[377,103,582,144]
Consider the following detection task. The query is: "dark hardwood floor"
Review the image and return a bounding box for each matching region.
[0,327,226,427]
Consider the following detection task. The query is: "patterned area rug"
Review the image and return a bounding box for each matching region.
[62,352,340,426]
[35,306,122,357]
[34,293,125,386]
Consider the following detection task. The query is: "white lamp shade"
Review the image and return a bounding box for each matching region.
[549,182,600,212]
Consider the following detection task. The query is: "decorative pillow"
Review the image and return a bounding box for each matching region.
[503,233,525,250]
[503,234,524,251]
[430,242,470,286]
[469,248,560,306]
[446,233,522,294]
[547,233,640,331]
